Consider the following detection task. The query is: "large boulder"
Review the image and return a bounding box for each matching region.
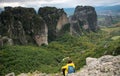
[70,6,98,35]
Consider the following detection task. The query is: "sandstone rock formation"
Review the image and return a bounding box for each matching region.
[0,7,48,46]
[0,6,69,46]
[0,6,98,46]
[56,13,69,32]
[70,6,98,35]
[38,7,69,42]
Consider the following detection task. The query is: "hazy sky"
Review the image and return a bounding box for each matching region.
[0,0,120,9]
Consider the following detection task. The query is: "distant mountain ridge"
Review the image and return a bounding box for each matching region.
[64,5,120,16]
[0,8,4,13]
[95,5,120,12]
[95,5,120,16]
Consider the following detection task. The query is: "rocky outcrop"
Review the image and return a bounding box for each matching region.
[38,7,69,42]
[97,15,113,26]
[0,36,13,46]
[5,72,15,76]
[0,35,3,46]
[70,6,98,35]
[68,55,120,76]
[105,15,113,26]
[0,7,48,46]
[0,6,69,46]
[0,6,98,46]
[56,13,69,31]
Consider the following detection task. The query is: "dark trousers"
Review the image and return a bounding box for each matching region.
[62,69,66,76]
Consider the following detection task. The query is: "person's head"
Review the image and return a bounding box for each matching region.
[67,59,72,63]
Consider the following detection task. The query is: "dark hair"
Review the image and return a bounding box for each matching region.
[68,59,72,63]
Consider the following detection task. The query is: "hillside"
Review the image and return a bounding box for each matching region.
[13,55,120,76]
[0,26,120,76]
[0,6,120,76]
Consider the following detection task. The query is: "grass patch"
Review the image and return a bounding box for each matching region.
[111,36,120,40]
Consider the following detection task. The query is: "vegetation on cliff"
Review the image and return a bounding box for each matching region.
[0,26,120,75]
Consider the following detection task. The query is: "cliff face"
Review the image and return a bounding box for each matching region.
[0,6,69,46]
[0,7,48,46]
[56,13,69,31]
[38,7,69,42]
[70,6,98,35]
[0,6,98,46]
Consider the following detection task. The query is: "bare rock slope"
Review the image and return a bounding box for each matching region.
[69,55,120,76]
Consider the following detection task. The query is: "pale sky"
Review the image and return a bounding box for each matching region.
[0,0,120,9]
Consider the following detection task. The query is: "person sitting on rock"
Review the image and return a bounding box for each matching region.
[61,59,75,76]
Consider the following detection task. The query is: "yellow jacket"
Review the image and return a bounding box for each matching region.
[61,62,75,75]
